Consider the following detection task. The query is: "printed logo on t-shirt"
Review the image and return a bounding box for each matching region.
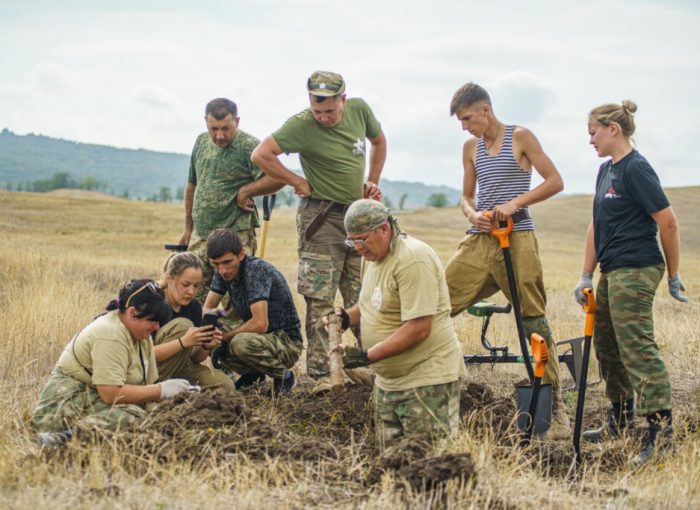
[372,286,382,309]
[352,137,366,156]
[605,186,620,199]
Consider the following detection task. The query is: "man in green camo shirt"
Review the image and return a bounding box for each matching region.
[178,98,283,300]
[251,71,387,391]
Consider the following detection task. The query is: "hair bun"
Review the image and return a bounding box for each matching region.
[621,100,638,115]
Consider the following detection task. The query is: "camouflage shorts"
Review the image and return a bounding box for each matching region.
[32,368,146,433]
[374,380,461,451]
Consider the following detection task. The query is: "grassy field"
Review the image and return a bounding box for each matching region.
[1,188,698,509]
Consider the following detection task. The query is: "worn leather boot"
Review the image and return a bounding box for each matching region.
[548,387,572,440]
[582,398,635,442]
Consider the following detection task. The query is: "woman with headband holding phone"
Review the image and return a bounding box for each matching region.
[32,279,193,448]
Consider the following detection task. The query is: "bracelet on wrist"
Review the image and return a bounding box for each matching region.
[178,337,185,350]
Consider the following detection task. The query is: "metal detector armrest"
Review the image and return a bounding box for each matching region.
[466,301,512,317]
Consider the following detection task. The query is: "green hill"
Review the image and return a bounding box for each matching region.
[0,129,460,207]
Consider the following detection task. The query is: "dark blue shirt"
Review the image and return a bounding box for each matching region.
[210,256,302,342]
[593,150,669,273]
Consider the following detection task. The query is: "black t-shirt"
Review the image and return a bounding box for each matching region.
[171,299,203,327]
[593,150,669,273]
[210,256,302,342]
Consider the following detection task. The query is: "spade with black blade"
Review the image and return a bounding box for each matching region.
[258,194,276,259]
[518,334,551,445]
[572,287,596,464]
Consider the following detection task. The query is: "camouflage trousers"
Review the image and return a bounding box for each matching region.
[189,227,257,303]
[218,329,302,379]
[32,368,147,433]
[374,380,461,452]
[595,264,671,416]
[296,202,361,379]
[445,232,561,390]
[153,318,234,391]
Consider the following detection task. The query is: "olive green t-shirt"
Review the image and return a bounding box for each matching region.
[272,98,381,204]
[188,130,264,238]
[56,311,158,388]
[359,235,466,391]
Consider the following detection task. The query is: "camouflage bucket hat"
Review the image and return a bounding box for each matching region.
[307,70,345,97]
[344,199,390,234]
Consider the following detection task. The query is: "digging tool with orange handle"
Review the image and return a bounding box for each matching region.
[485,212,535,382]
[519,334,550,445]
[258,194,276,259]
[572,287,596,464]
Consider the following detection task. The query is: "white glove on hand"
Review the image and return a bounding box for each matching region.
[574,271,594,306]
[668,274,689,303]
[159,378,191,400]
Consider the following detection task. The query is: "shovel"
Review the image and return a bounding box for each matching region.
[485,213,534,381]
[572,287,596,465]
[258,194,276,259]
[517,334,551,444]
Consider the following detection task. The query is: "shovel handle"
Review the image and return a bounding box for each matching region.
[582,288,596,337]
[483,211,513,249]
[530,334,549,379]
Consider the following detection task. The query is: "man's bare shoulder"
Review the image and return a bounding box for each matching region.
[512,125,540,144]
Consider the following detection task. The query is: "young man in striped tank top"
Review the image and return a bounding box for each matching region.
[444,83,570,439]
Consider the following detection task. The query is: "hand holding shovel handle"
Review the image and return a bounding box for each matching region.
[573,288,596,464]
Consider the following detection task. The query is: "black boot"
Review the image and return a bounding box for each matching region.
[630,410,673,467]
[582,398,635,443]
[234,371,266,391]
[273,370,295,397]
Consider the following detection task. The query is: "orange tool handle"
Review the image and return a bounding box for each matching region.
[583,287,596,337]
[483,211,513,249]
[530,333,549,379]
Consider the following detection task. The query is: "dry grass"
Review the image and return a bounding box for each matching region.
[1,188,699,509]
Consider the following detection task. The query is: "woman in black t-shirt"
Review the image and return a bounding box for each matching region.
[153,252,234,391]
[573,100,688,467]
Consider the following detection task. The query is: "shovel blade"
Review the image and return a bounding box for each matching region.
[516,383,553,435]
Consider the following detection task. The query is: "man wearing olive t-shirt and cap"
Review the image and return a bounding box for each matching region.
[327,199,465,450]
[251,71,387,391]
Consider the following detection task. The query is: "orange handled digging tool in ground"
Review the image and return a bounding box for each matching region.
[519,334,550,445]
[572,287,596,465]
[485,212,535,381]
[258,194,276,259]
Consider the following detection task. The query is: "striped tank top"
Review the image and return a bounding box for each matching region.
[467,124,534,234]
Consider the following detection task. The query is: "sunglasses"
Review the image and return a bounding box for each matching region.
[125,281,162,308]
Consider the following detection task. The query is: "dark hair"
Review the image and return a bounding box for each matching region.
[206,228,243,260]
[106,279,171,325]
[205,98,238,120]
[450,82,492,116]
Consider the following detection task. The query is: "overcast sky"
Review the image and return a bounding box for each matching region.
[1,0,698,194]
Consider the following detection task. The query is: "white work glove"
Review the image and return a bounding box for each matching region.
[573,271,594,306]
[159,378,190,399]
[668,274,689,303]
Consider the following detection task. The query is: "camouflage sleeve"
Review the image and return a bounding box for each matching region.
[245,135,264,180]
[187,136,200,185]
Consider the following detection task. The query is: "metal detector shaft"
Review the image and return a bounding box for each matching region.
[573,288,596,464]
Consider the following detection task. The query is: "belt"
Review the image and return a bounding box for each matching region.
[511,209,531,224]
[302,197,351,241]
[301,197,351,215]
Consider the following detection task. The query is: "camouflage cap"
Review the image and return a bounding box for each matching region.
[344,199,391,234]
[307,70,346,97]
